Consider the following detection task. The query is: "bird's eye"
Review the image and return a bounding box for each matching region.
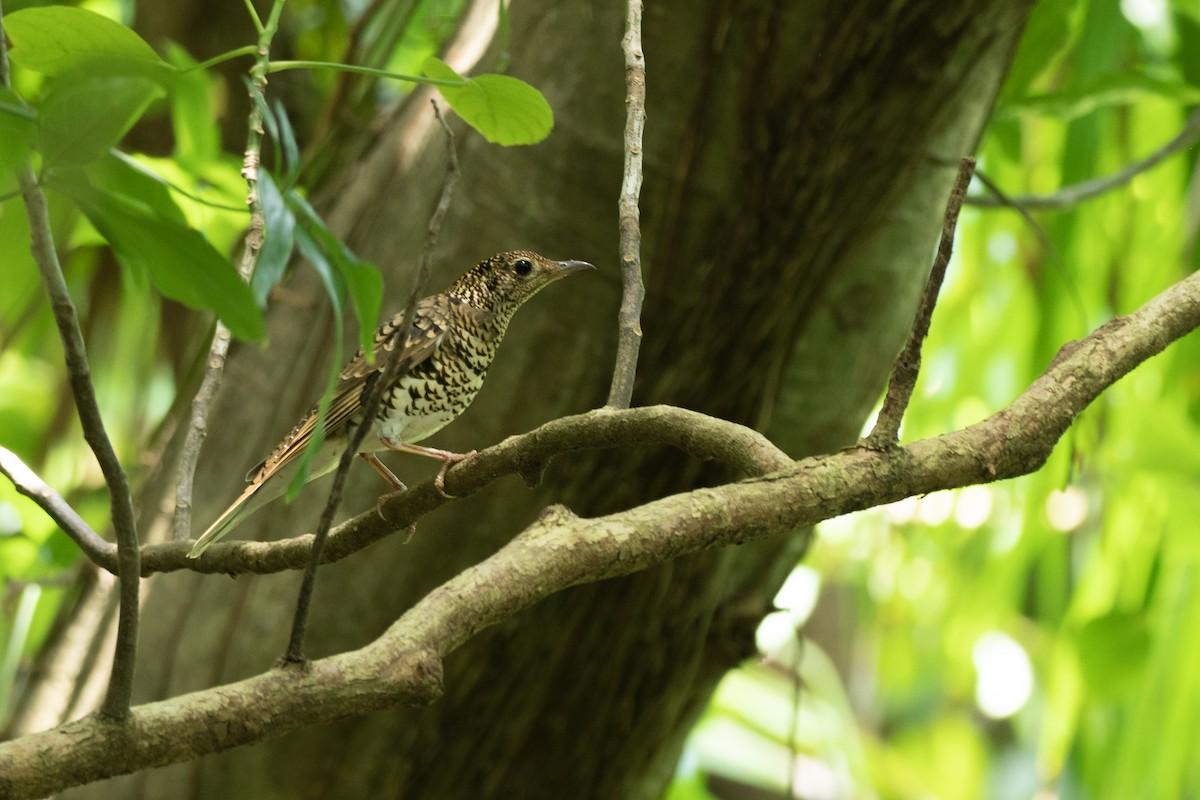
[514,258,533,276]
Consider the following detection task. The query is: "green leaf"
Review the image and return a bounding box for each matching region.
[253,170,296,307]
[271,99,301,187]
[0,89,36,171]
[50,169,265,341]
[99,152,189,225]
[999,0,1073,101]
[5,6,165,76]
[0,184,35,277]
[38,64,164,168]
[294,224,345,318]
[163,43,219,167]
[423,56,553,146]
[287,189,382,352]
[339,255,384,355]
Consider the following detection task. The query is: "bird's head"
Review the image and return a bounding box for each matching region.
[450,250,594,318]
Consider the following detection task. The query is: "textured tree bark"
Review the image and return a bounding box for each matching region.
[32,0,1034,797]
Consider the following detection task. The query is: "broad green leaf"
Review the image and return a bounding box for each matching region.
[423,56,553,146]
[0,89,36,170]
[253,170,296,307]
[5,6,165,76]
[50,171,264,341]
[39,65,164,167]
[90,152,189,225]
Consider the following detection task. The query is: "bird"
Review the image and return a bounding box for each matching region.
[188,250,594,557]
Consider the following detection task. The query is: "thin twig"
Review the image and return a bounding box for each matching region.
[0,447,115,566]
[968,109,1200,210]
[283,101,460,663]
[240,2,288,272]
[172,325,232,541]
[863,157,976,448]
[605,0,647,410]
[971,168,1089,333]
[0,11,140,718]
[172,4,285,541]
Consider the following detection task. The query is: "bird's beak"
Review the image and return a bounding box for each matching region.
[555,259,596,275]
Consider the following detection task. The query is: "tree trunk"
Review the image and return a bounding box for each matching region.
[33,0,1034,797]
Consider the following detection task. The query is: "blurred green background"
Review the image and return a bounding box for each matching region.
[2,0,1199,797]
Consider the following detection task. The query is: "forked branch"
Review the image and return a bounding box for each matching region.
[864,157,976,447]
[2,255,1199,798]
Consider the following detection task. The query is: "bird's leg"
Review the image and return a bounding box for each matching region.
[362,453,418,540]
[380,438,477,498]
[359,453,407,491]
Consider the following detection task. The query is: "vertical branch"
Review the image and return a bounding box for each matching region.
[863,157,976,448]
[284,102,460,663]
[1,7,140,720]
[172,325,232,540]
[606,0,647,410]
[173,0,288,540]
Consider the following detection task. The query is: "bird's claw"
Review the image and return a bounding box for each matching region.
[375,490,418,542]
[433,450,478,498]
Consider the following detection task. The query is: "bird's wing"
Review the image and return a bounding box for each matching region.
[245,297,454,486]
[189,300,455,558]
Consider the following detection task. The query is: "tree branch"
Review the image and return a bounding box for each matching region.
[136,405,789,575]
[968,108,1200,211]
[605,0,647,409]
[864,157,975,447]
[0,253,1198,797]
[172,325,233,541]
[0,447,114,566]
[11,163,140,720]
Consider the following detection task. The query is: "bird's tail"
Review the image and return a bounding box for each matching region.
[188,477,286,558]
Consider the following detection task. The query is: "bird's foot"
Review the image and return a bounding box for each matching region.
[379,439,478,498]
[375,491,417,542]
[433,450,478,498]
